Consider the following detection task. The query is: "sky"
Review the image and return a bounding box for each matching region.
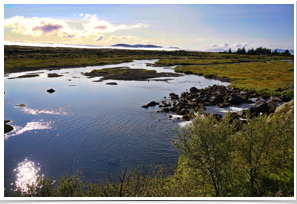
[3,3,295,51]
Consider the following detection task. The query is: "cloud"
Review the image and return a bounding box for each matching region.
[211,44,217,48]
[231,42,248,47]
[74,14,76,16]
[94,35,104,41]
[32,23,63,35]
[162,34,165,36]
[220,42,228,47]
[4,15,149,43]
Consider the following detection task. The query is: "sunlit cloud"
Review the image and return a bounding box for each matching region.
[4,15,149,42]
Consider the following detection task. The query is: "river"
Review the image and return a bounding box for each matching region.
[4,59,255,191]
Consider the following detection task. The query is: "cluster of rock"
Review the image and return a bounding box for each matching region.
[141,84,293,121]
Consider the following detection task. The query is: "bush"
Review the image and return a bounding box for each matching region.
[203,73,214,78]
[173,111,294,196]
[184,70,193,75]
[285,90,294,98]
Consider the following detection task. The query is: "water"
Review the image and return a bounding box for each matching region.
[4,59,255,191]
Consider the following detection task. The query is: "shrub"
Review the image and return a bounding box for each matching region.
[203,73,213,78]
[184,70,193,75]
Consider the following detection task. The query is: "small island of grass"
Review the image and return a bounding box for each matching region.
[83,67,183,82]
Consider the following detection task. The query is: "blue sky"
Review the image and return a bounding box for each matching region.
[4,4,295,51]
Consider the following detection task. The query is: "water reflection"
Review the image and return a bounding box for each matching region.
[13,158,42,193]
[19,107,67,115]
[5,119,52,139]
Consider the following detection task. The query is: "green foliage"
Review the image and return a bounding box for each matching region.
[173,111,294,197]
[285,90,294,98]
[184,70,193,75]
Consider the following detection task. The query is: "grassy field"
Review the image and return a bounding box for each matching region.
[175,61,294,94]
[4,45,294,95]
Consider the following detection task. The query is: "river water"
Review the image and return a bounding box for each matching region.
[4,59,255,191]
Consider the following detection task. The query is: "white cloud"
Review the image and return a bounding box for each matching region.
[231,42,248,48]
[79,13,84,17]
[211,44,217,48]
[74,14,76,16]
[4,15,149,42]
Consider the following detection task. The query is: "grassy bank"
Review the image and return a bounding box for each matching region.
[174,61,294,95]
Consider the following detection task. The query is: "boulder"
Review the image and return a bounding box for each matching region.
[170,93,179,100]
[189,87,199,93]
[213,94,225,103]
[179,108,189,115]
[147,101,159,107]
[47,88,55,93]
[228,94,244,104]
[15,104,27,107]
[246,107,260,117]
[161,107,170,112]
[141,105,148,108]
[279,94,292,102]
[4,120,13,134]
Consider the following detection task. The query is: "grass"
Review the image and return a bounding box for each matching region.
[174,61,294,94]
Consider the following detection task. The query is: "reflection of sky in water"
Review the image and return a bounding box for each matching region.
[19,107,67,115]
[13,158,42,193]
[5,119,52,139]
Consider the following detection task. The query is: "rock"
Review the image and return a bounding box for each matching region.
[201,98,210,103]
[4,120,13,134]
[47,88,55,93]
[179,108,189,115]
[246,107,260,117]
[270,96,283,103]
[141,105,148,108]
[213,94,225,103]
[228,94,244,104]
[217,102,230,108]
[169,114,172,118]
[15,104,27,107]
[106,82,118,85]
[236,110,247,117]
[191,97,203,103]
[259,103,269,114]
[47,73,63,77]
[267,103,278,113]
[161,107,170,112]
[147,101,159,107]
[169,107,176,112]
[169,93,179,100]
[182,115,190,121]
[279,94,292,102]
[255,100,265,107]
[189,87,199,93]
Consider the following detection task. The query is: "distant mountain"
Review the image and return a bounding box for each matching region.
[112,44,163,48]
[168,47,180,49]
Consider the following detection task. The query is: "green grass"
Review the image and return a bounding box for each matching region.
[175,61,294,94]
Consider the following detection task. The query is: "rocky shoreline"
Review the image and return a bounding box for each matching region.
[142,83,293,122]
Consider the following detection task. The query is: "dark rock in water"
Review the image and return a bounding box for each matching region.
[47,88,55,93]
[147,101,159,107]
[255,100,265,107]
[169,93,179,100]
[262,94,269,100]
[201,97,210,103]
[190,87,199,93]
[159,105,163,107]
[179,108,189,115]
[213,94,224,103]
[106,82,118,85]
[15,104,27,107]
[182,115,190,121]
[161,107,170,112]
[169,115,173,118]
[228,94,244,104]
[141,105,149,108]
[203,102,212,106]
[169,107,176,112]
[4,120,13,134]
